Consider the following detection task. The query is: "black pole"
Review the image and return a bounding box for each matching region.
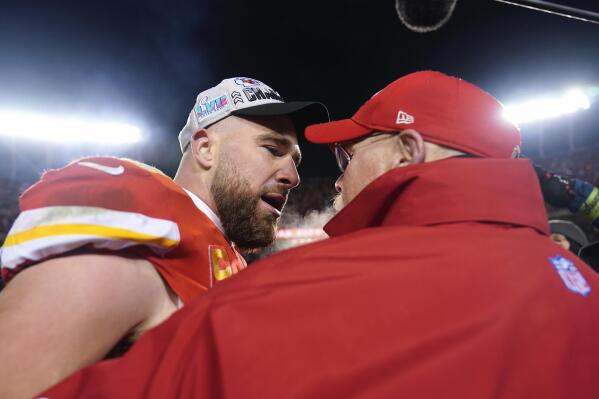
[493,0,599,25]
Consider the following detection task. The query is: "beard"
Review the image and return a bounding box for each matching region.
[210,157,280,251]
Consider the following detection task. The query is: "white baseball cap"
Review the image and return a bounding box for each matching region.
[178,77,329,153]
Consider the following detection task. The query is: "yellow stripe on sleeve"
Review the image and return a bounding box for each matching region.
[4,224,179,249]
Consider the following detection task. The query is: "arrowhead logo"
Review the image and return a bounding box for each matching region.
[231,91,244,105]
[209,245,233,285]
[396,110,415,125]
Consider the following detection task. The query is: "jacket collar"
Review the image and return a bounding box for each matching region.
[324,158,550,237]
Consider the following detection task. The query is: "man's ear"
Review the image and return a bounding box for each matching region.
[190,129,214,170]
[396,129,425,166]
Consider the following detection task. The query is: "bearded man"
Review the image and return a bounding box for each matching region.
[0,77,328,399]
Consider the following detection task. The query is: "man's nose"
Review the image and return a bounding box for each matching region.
[334,174,344,193]
[276,159,300,189]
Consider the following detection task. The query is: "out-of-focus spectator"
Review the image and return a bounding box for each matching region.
[580,241,599,274]
[535,146,599,188]
[534,149,599,243]
[283,176,336,216]
[549,219,589,254]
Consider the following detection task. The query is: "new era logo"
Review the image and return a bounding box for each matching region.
[396,110,414,125]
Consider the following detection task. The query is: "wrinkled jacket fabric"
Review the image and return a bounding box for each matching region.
[41,158,599,399]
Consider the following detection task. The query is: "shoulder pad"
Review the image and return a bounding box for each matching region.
[1,156,181,280]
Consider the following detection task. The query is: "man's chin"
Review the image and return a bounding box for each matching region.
[234,213,277,251]
[333,195,345,213]
[236,229,277,252]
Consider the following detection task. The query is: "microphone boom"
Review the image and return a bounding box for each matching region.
[493,0,599,25]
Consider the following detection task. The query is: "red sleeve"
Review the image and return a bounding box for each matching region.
[1,157,180,283]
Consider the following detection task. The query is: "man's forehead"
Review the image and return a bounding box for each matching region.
[256,116,297,139]
[235,115,297,140]
[341,130,396,149]
[339,133,372,150]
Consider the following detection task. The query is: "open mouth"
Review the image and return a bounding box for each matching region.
[260,193,286,216]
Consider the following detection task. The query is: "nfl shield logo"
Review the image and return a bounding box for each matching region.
[549,254,591,297]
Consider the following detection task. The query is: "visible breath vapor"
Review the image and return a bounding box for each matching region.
[259,207,336,257]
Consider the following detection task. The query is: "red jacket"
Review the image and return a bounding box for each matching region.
[40,158,599,399]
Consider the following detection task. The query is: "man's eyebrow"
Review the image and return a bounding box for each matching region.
[256,133,302,166]
[256,132,293,145]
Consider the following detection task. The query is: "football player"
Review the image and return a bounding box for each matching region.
[0,77,328,399]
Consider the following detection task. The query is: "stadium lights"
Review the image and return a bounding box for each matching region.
[0,109,142,144]
[503,87,592,125]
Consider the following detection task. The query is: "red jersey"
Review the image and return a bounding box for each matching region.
[1,156,246,304]
[39,159,599,399]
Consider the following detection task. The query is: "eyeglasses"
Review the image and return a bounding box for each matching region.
[332,131,397,173]
[333,143,352,173]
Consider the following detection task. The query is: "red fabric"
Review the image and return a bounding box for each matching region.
[305,71,520,159]
[3,156,245,303]
[40,159,599,399]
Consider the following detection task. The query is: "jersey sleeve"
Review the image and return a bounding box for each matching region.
[1,157,180,283]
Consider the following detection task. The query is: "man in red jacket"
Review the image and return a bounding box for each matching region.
[40,71,599,399]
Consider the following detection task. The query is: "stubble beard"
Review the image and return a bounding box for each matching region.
[211,158,279,252]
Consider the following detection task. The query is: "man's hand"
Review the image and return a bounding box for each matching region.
[0,254,178,399]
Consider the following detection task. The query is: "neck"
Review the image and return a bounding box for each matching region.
[173,156,219,216]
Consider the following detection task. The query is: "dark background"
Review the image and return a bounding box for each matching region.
[1,0,598,179]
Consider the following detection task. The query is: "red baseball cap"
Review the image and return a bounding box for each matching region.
[305,71,521,159]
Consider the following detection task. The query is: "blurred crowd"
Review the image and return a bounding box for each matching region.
[282,176,337,218]
[532,147,599,243]
[535,146,599,187]
[0,177,24,245]
[0,150,597,260]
